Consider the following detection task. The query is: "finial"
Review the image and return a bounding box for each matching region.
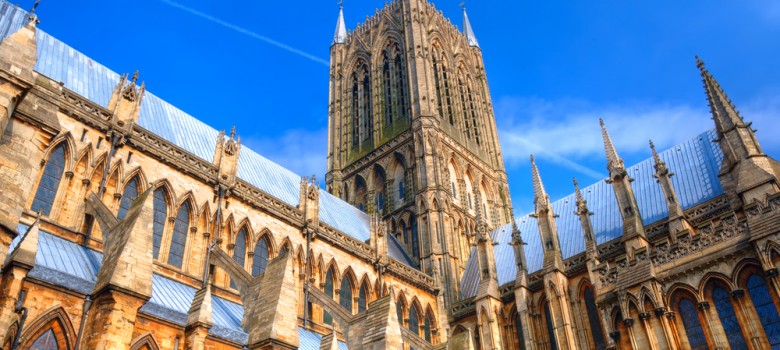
[649,139,661,163]
[695,55,705,70]
[573,177,583,203]
[230,126,236,139]
[27,0,40,23]
[131,70,139,84]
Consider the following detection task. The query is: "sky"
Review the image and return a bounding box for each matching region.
[20,0,780,216]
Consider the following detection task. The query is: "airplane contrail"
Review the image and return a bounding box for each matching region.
[159,0,330,66]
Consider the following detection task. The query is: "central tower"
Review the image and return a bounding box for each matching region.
[325,0,512,305]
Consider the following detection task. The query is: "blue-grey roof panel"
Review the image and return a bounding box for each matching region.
[298,327,349,350]
[0,2,377,243]
[319,189,371,241]
[460,130,725,300]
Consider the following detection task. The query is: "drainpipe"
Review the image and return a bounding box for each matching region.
[10,289,27,350]
[73,295,92,350]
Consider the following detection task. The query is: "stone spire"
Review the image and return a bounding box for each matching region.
[530,155,564,271]
[600,119,648,255]
[462,8,479,48]
[697,56,780,206]
[574,178,597,257]
[600,118,624,175]
[650,140,693,240]
[333,7,347,45]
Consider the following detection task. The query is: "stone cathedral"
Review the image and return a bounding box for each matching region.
[0,0,778,349]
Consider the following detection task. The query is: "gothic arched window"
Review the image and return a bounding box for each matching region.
[466,81,481,145]
[361,68,372,142]
[252,236,269,277]
[423,311,432,342]
[351,76,360,147]
[230,227,247,289]
[678,298,708,350]
[29,329,58,350]
[409,305,420,335]
[32,144,66,216]
[324,268,334,325]
[340,276,353,314]
[394,47,408,121]
[712,286,748,349]
[458,76,470,140]
[167,202,189,268]
[117,176,139,219]
[544,303,559,350]
[514,311,527,350]
[358,282,368,313]
[747,274,780,347]
[152,189,167,260]
[396,299,405,327]
[410,216,419,259]
[584,287,606,350]
[382,52,393,126]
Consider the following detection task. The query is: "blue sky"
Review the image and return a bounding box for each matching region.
[23,0,780,216]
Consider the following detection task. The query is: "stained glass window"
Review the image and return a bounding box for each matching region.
[29,329,58,350]
[712,287,748,350]
[678,298,709,350]
[167,202,189,268]
[584,288,607,350]
[252,237,269,277]
[397,301,404,326]
[340,277,353,313]
[409,306,419,335]
[358,283,367,313]
[747,274,780,348]
[515,312,527,350]
[377,192,385,212]
[152,189,167,259]
[117,177,139,219]
[545,303,559,350]
[32,144,66,216]
[324,269,334,325]
[424,313,432,342]
[230,228,247,289]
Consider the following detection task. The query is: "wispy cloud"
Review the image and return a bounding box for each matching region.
[241,128,328,179]
[159,0,330,66]
[495,94,780,180]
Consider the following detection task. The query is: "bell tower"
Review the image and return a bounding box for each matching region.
[325,0,512,305]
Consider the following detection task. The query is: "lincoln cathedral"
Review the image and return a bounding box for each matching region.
[0,0,777,349]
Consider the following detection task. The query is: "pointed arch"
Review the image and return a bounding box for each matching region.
[42,132,77,173]
[703,275,749,350]
[738,265,780,348]
[129,333,161,350]
[31,140,69,216]
[408,298,423,335]
[150,183,171,260]
[358,274,372,313]
[18,306,77,350]
[252,229,272,277]
[423,304,436,343]
[340,267,357,314]
[117,173,142,220]
[168,197,193,268]
[100,160,123,204]
[323,262,338,325]
[670,288,708,350]
[396,291,408,328]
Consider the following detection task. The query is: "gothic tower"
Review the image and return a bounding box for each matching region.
[325,0,512,306]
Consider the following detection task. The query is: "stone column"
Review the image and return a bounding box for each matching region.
[731,289,764,349]
[656,307,678,350]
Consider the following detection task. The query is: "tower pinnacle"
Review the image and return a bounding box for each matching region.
[530,155,549,211]
[462,8,479,48]
[333,7,347,45]
[600,118,624,174]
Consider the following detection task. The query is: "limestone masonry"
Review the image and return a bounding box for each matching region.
[0,0,778,349]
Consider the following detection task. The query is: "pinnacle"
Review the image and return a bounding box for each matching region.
[530,155,548,208]
[333,7,347,45]
[462,7,479,48]
[600,118,624,172]
[573,177,584,203]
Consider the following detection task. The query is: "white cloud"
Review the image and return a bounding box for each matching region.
[495,94,780,181]
[242,128,328,179]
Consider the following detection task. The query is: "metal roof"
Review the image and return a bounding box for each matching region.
[8,224,351,347]
[299,327,349,350]
[460,129,725,299]
[0,2,405,264]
